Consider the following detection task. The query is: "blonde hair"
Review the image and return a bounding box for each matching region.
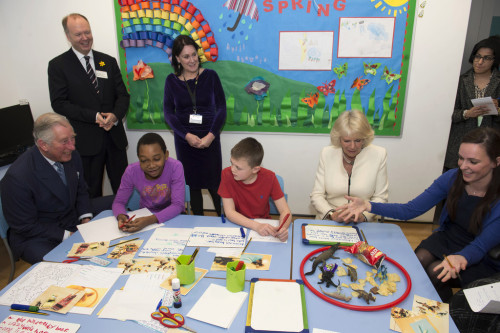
[330,110,374,147]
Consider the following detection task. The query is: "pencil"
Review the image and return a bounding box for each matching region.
[109,237,139,248]
[187,247,200,265]
[119,214,136,229]
[10,309,48,316]
[277,213,290,232]
[241,237,252,254]
[360,229,368,244]
[443,254,463,283]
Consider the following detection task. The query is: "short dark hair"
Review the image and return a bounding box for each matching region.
[468,36,500,69]
[171,35,202,76]
[231,137,264,168]
[137,133,167,155]
[447,127,500,234]
[62,13,89,33]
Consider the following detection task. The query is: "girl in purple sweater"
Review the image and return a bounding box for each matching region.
[112,133,185,232]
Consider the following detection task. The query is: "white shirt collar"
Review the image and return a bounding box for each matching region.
[72,47,94,61]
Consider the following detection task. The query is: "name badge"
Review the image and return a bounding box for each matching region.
[95,70,108,79]
[189,114,203,124]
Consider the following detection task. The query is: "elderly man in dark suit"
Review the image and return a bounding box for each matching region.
[0,113,104,264]
[48,13,129,198]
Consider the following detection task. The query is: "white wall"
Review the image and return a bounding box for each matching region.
[0,0,473,221]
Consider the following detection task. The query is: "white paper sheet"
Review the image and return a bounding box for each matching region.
[187,283,247,328]
[313,329,341,333]
[471,97,499,116]
[187,227,246,248]
[99,289,159,321]
[464,282,500,314]
[0,315,80,333]
[207,247,244,257]
[77,208,158,243]
[251,280,303,332]
[139,227,192,257]
[249,219,287,243]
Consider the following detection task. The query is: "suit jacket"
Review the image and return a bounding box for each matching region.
[310,144,389,221]
[444,68,500,169]
[48,49,129,156]
[0,147,91,259]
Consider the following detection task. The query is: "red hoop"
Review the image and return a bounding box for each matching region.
[300,246,412,311]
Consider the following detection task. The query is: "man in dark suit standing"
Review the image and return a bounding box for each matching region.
[48,13,129,197]
[1,113,94,264]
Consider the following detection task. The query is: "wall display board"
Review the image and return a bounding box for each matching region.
[114,0,416,136]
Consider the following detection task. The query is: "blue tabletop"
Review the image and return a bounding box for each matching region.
[292,219,459,332]
[43,211,293,281]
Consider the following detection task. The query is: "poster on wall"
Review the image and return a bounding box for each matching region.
[114,0,416,136]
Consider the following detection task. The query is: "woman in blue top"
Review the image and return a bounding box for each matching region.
[339,127,500,302]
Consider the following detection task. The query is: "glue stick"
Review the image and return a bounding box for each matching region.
[172,278,182,308]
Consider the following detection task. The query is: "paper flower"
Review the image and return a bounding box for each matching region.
[133,60,154,81]
[99,61,105,67]
[245,77,270,101]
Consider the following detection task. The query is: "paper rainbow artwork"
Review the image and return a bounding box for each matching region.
[117,0,219,63]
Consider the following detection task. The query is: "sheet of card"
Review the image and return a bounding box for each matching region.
[139,227,192,257]
[249,219,287,243]
[0,315,80,333]
[304,224,360,244]
[77,208,158,242]
[186,227,246,248]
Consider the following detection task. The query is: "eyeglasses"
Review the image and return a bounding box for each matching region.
[474,54,495,62]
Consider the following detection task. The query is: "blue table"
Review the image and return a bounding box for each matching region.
[43,211,293,281]
[292,219,459,332]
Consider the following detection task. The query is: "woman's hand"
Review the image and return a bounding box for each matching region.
[434,255,467,282]
[466,106,489,118]
[185,133,202,148]
[121,215,158,233]
[199,132,215,149]
[337,196,371,222]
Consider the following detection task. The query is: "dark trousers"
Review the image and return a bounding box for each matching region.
[19,195,115,264]
[190,188,221,216]
[81,134,127,198]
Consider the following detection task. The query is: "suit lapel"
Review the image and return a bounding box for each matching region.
[63,159,78,205]
[33,149,70,204]
[93,52,105,100]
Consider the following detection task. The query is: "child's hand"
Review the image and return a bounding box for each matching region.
[117,214,128,229]
[276,228,288,242]
[121,215,158,233]
[255,223,277,237]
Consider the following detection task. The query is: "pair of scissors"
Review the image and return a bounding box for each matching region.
[151,306,196,332]
[62,256,92,263]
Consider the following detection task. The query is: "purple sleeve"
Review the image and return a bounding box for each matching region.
[209,71,227,135]
[154,159,186,223]
[112,165,135,217]
[163,75,189,139]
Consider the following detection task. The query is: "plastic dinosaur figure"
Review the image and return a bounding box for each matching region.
[305,243,340,276]
[318,263,339,288]
[343,263,358,282]
[352,289,376,304]
[319,286,352,302]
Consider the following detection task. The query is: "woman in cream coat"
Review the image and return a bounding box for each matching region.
[310,110,388,222]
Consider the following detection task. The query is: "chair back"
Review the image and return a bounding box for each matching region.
[269,174,287,215]
[185,184,191,215]
[0,196,8,239]
[126,185,192,214]
[0,193,16,282]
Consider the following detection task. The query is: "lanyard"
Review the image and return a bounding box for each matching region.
[182,69,200,114]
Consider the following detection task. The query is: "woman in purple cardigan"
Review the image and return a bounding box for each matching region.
[164,35,227,216]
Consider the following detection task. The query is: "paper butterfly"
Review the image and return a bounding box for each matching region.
[317,79,336,96]
[381,66,402,84]
[333,63,348,78]
[301,92,319,108]
[351,77,370,91]
[363,62,381,76]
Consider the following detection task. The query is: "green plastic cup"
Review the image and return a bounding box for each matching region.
[176,254,195,285]
[226,261,246,292]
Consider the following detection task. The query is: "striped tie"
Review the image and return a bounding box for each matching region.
[84,55,99,94]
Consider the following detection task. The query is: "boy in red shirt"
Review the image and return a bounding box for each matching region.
[218,137,292,241]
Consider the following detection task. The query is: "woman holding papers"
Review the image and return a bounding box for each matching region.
[112,133,186,232]
[310,110,388,222]
[339,128,500,302]
[444,36,500,170]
